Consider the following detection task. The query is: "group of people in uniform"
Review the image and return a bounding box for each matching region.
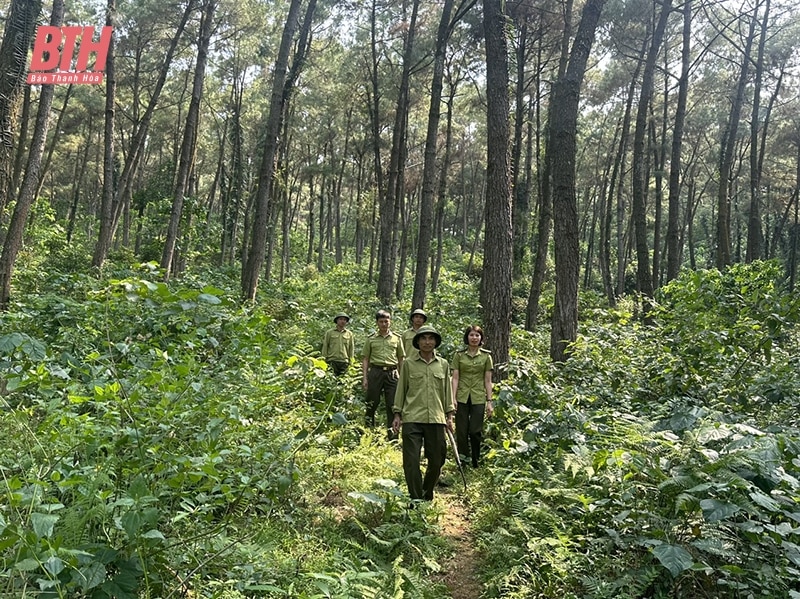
[321,309,493,502]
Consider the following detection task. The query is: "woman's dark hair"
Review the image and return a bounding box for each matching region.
[463,324,484,346]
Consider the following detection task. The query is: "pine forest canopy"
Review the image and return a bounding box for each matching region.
[1,0,800,349]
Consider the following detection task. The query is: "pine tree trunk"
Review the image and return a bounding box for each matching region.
[550,0,606,362]
[666,0,692,281]
[93,0,197,268]
[411,0,456,310]
[0,0,43,220]
[526,0,572,331]
[631,0,671,305]
[716,3,758,269]
[161,0,216,280]
[242,0,308,300]
[480,0,513,374]
[0,0,61,309]
[746,0,770,262]
[377,0,419,303]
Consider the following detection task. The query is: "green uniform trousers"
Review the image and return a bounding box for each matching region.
[401,422,447,500]
[455,396,485,467]
[365,366,398,438]
[329,361,349,376]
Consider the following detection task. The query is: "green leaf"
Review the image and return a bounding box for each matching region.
[31,512,59,538]
[120,510,142,539]
[15,558,40,572]
[700,499,740,522]
[197,293,221,304]
[44,555,65,575]
[78,562,106,590]
[347,492,386,506]
[652,543,694,577]
[127,476,150,501]
[141,529,165,540]
[749,490,779,512]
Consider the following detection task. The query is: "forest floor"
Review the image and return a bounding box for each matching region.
[435,478,484,599]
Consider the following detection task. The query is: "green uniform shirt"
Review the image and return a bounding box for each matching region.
[452,348,493,404]
[393,353,454,423]
[362,331,405,366]
[401,328,420,358]
[322,327,355,363]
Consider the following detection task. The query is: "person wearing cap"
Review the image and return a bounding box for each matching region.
[451,325,494,467]
[322,313,355,376]
[401,308,428,358]
[391,325,454,501]
[362,310,405,438]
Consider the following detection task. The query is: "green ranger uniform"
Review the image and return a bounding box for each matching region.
[362,330,405,436]
[401,308,428,360]
[322,328,355,375]
[401,328,420,358]
[452,348,493,466]
[392,326,454,501]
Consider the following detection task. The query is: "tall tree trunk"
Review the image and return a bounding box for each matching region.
[36,85,73,199]
[526,0,572,330]
[227,78,245,266]
[480,0,513,374]
[0,0,62,309]
[716,2,758,269]
[512,20,529,277]
[366,0,384,288]
[746,0,770,262]
[411,0,457,310]
[432,74,458,293]
[93,0,197,268]
[10,85,31,202]
[377,0,420,303]
[0,0,43,220]
[666,0,692,281]
[242,0,313,300]
[550,0,606,362]
[161,0,216,279]
[651,89,667,291]
[67,125,92,243]
[631,0,672,306]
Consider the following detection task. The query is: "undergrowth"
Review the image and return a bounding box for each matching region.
[3,259,800,598]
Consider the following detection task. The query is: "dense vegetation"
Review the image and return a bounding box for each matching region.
[3,250,800,598]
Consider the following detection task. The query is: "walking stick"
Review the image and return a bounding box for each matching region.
[445,427,467,492]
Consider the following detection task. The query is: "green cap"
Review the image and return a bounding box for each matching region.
[333,313,351,323]
[412,325,442,349]
[409,308,428,322]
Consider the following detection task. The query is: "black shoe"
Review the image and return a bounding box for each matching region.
[471,459,479,468]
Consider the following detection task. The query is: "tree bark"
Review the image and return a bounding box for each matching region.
[93,0,197,268]
[161,0,217,279]
[526,0,572,330]
[0,0,62,309]
[716,2,758,269]
[480,0,513,375]
[511,20,530,277]
[0,0,43,220]
[746,0,770,262]
[631,0,672,306]
[241,0,308,300]
[411,0,457,310]
[377,0,420,303]
[666,0,692,282]
[550,0,606,362]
